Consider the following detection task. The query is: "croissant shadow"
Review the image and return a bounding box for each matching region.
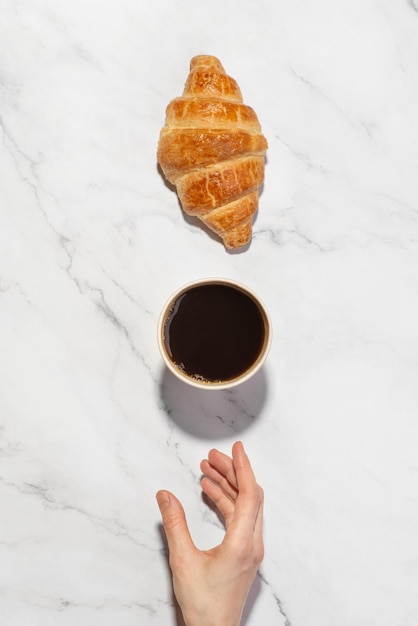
[156,162,229,249]
[158,366,268,439]
[157,162,176,194]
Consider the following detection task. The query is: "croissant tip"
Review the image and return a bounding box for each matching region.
[224,240,252,251]
[189,55,225,73]
[220,219,253,250]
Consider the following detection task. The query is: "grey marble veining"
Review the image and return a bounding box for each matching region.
[1,1,418,624]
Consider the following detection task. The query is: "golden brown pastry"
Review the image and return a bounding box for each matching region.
[157,55,268,249]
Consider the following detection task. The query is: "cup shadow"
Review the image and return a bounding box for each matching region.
[159,365,269,439]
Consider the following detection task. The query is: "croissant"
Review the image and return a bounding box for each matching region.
[157,55,268,249]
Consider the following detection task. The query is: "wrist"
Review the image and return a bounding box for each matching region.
[182,608,242,626]
[184,616,241,626]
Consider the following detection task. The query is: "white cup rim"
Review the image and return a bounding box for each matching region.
[157,277,272,390]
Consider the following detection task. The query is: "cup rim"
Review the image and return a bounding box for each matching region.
[157,277,272,390]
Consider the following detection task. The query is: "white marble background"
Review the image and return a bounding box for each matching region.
[1,0,418,624]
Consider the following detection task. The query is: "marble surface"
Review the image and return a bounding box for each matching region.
[1,1,418,624]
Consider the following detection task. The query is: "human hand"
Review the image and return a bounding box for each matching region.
[156,441,264,626]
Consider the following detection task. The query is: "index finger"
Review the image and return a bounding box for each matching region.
[227,441,262,538]
[232,441,257,491]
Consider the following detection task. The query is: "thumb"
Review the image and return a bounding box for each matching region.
[156,490,195,557]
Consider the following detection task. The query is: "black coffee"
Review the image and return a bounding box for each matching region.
[164,283,266,383]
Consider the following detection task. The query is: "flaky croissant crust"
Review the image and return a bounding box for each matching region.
[157,55,268,249]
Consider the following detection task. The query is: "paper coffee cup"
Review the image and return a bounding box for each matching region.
[157,278,272,389]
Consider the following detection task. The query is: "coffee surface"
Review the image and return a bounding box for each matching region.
[164,284,265,382]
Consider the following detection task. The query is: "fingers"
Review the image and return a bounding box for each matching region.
[200,442,263,539]
[199,446,239,521]
[202,442,264,566]
[207,448,238,490]
[232,441,258,498]
[252,484,264,562]
[156,490,196,560]
[157,442,264,576]
[201,443,254,496]
[200,456,238,502]
[199,446,240,522]
[227,442,263,540]
[201,476,235,522]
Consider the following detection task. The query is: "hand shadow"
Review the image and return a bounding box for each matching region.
[159,366,269,439]
[241,573,262,626]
